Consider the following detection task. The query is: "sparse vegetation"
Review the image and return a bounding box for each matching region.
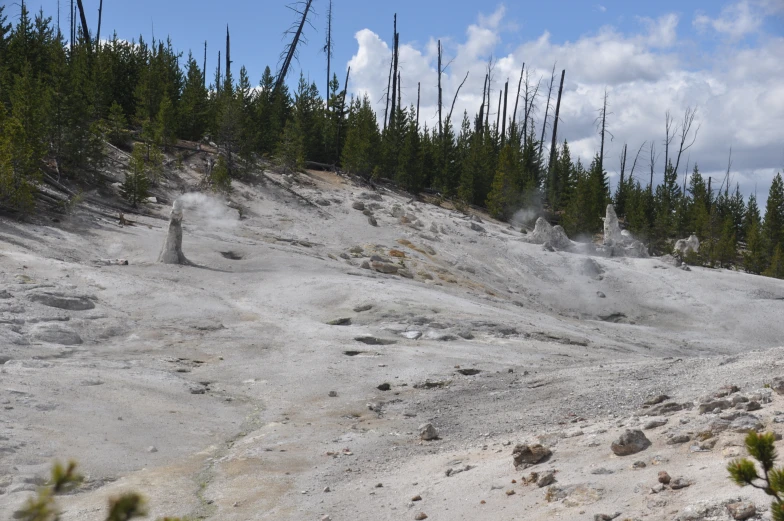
[728,432,784,520]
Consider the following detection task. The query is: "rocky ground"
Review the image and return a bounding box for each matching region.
[2,153,784,520]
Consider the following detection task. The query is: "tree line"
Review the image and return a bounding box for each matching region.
[0,4,782,278]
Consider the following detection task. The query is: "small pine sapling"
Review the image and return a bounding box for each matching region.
[728,431,784,520]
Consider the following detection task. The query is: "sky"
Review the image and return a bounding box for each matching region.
[14,0,784,205]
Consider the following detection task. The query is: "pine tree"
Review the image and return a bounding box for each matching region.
[487,145,522,220]
[763,173,784,258]
[764,245,784,279]
[276,117,305,173]
[396,107,422,194]
[106,101,129,147]
[120,146,150,207]
[744,221,767,274]
[179,53,208,141]
[155,94,177,152]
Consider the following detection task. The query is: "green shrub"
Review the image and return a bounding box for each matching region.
[728,431,784,520]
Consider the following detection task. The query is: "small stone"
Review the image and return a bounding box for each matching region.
[667,434,691,445]
[377,383,391,391]
[726,501,756,520]
[644,395,670,406]
[328,391,338,397]
[745,401,762,412]
[375,483,383,488]
[412,495,422,501]
[414,513,428,520]
[594,514,621,521]
[670,477,691,490]
[419,423,439,441]
[147,446,158,453]
[596,291,606,298]
[611,430,651,456]
[352,201,365,211]
[505,489,516,496]
[323,487,331,493]
[322,516,332,521]
[658,471,671,485]
[353,304,373,312]
[632,461,647,469]
[327,317,352,326]
[368,215,378,227]
[644,419,668,430]
[537,471,557,487]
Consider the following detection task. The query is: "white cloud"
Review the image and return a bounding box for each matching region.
[346,2,784,204]
[694,0,764,40]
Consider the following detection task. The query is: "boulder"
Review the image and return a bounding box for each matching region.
[512,443,552,468]
[30,324,83,346]
[29,292,95,311]
[610,430,651,456]
[698,399,732,414]
[419,423,439,441]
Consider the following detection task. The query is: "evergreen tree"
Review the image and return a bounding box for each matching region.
[487,145,522,220]
[744,221,767,274]
[276,117,305,173]
[763,173,784,258]
[106,101,129,147]
[120,145,150,207]
[178,53,208,141]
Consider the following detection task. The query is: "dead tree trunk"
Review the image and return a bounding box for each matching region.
[649,141,657,191]
[495,89,502,139]
[397,71,401,109]
[664,110,675,174]
[416,82,421,127]
[70,0,74,48]
[629,141,646,183]
[501,80,509,144]
[617,143,627,211]
[538,63,556,160]
[672,107,699,178]
[217,51,221,91]
[383,54,392,131]
[478,73,488,133]
[390,15,399,129]
[447,71,469,123]
[336,66,351,156]
[203,41,207,87]
[95,0,103,50]
[511,63,524,128]
[547,69,566,182]
[225,25,231,88]
[599,88,608,176]
[437,39,443,138]
[324,0,333,111]
[275,0,314,93]
[75,0,89,42]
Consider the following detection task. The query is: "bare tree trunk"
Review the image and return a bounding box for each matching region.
[547,69,566,182]
[383,54,392,131]
[397,71,401,110]
[478,73,488,134]
[511,63,524,129]
[275,0,314,93]
[390,15,399,129]
[664,110,675,173]
[599,88,608,175]
[325,0,333,111]
[437,39,443,138]
[649,141,657,191]
[75,0,89,43]
[618,143,627,208]
[629,141,646,183]
[336,66,351,157]
[225,25,231,88]
[217,51,221,92]
[447,71,469,123]
[501,80,509,145]
[522,71,541,149]
[672,107,699,178]
[95,0,103,50]
[495,90,502,139]
[538,63,556,161]
[416,82,420,128]
[70,0,74,49]
[203,41,207,87]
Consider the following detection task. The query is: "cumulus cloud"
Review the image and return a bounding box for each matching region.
[694,0,764,40]
[345,2,784,203]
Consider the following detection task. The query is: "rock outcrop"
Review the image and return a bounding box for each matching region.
[527,218,572,250]
[674,234,700,257]
[158,200,190,265]
[600,205,648,258]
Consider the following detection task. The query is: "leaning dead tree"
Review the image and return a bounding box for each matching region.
[275,0,315,93]
[538,63,557,161]
[75,0,89,43]
[95,0,103,50]
[511,62,524,129]
[447,71,469,123]
[477,73,488,133]
[547,69,566,184]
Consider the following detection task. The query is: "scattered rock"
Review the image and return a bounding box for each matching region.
[412,495,422,502]
[371,261,398,274]
[512,444,552,468]
[457,369,481,376]
[419,423,439,441]
[667,434,691,445]
[644,419,668,430]
[745,401,762,412]
[730,414,764,433]
[771,377,784,395]
[368,215,378,227]
[147,446,158,453]
[352,201,365,211]
[594,514,621,521]
[29,292,95,311]
[328,391,337,397]
[29,324,83,345]
[353,304,373,312]
[377,383,391,391]
[596,291,606,298]
[644,395,670,406]
[355,336,397,345]
[327,317,351,326]
[726,501,756,521]
[401,331,423,340]
[414,513,428,520]
[647,402,686,416]
[670,477,691,490]
[658,471,671,485]
[470,222,486,232]
[698,399,732,414]
[536,470,557,487]
[611,430,651,456]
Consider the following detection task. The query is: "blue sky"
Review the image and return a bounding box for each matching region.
[14,0,784,202]
[20,0,776,89]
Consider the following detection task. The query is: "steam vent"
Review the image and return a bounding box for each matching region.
[158,199,190,265]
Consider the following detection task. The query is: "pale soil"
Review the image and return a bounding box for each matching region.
[1,155,784,520]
